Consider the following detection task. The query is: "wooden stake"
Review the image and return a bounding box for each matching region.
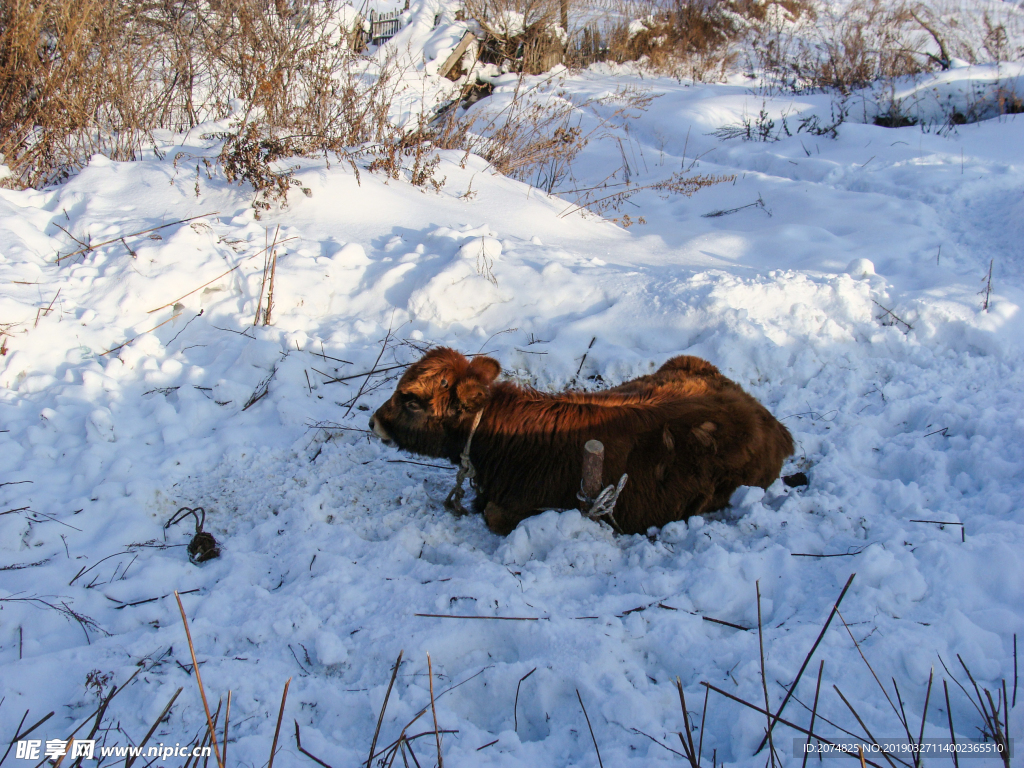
[437,32,476,79]
[580,440,604,508]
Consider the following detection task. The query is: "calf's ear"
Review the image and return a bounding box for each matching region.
[468,355,501,384]
[454,356,500,412]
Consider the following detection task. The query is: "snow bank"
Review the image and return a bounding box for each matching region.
[1,29,1022,768]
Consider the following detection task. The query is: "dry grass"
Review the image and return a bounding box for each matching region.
[174,590,225,768]
[2,0,1021,213]
[434,76,601,192]
[436,75,733,214]
[463,0,771,81]
[0,0,159,187]
[682,576,1019,768]
[554,0,1024,119]
[560,0,750,81]
[4,586,1015,768]
[0,0,431,208]
[742,0,1024,108]
[810,1,930,93]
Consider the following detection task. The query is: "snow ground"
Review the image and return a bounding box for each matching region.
[1,28,1023,768]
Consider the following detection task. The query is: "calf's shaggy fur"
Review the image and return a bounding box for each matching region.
[370,348,793,535]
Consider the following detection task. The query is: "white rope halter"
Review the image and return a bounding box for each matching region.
[444,410,484,516]
[577,473,628,533]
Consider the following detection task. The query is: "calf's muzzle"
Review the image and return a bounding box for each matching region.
[368,414,395,445]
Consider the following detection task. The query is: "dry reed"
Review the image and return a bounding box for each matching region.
[174,590,225,768]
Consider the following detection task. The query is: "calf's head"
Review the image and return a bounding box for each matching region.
[369,348,501,459]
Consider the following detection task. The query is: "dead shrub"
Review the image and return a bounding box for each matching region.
[980,11,1012,63]
[560,0,821,83]
[912,1,1024,66]
[0,0,160,187]
[714,101,793,141]
[734,0,818,93]
[564,0,743,81]
[812,1,930,93]
[743,0,1024,100]
[0,0,435,207]
[465,0,567,74]
[368,117,446,193]
[562,169,735,218]
[169,0,427,212]
[996,87,1024,115]
[733,0,932,96]
[436,80,656,193]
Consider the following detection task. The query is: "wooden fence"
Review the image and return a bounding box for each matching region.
[369,9,402,45]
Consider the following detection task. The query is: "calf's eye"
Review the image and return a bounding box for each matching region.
[405,399,424,412]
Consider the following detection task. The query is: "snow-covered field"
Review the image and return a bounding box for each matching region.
[1,12,1022,768]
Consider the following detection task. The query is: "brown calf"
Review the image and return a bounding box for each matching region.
[370,348,793,535]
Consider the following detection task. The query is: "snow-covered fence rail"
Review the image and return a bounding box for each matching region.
[369,9,402,45]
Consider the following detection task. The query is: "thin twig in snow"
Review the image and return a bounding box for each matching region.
[415,614,539,621]
[345,319,395,418]
[314,363,408,385]
[174,591,224,768]
[146,237,297,314]
[756,582,779,768]
[427,655,443,768]
[704,682,890,768]
[56,213,220,263]
[514,668,537,732]
[367,651,403,768]
[943,680,959,768]
[294,722,335,768]
[267,678,291,768]
[0,711,54,768]
[833,685,903,768]
[755,573,856,754]
[802,661,825,768]
[576,690,604,768]
[872,300,912,333]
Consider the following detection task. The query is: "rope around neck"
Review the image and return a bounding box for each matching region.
[444,410,484,516]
